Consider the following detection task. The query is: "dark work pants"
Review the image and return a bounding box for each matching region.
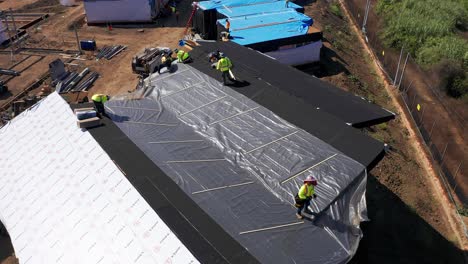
[297,198,311,214]
[221,70,234,84]
[222,70,229,84]
[94,101,105,114]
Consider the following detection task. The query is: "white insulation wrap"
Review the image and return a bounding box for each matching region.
[0,92,198,264]
[60,0,76,6]
[84,0,155,23]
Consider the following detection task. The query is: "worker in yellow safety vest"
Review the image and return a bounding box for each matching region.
[294,176,318,219]
[91,94,109,114]
[216,53,234,85]
[174,49,192,63]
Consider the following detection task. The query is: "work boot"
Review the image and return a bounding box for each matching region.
[296,213,303,220]
[304,209,313,215]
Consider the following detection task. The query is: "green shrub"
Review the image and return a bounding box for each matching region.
[416,36,468,66]
[448,75,468,98]
[377,0,467,55]
[435,60,468,98]
[377,0,468,98]
[330,3,342,18]
[458,206,468,216]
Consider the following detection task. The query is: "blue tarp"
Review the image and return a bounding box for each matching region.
[217,11,312,45]
[197,0,279,10]
[216,1,301,17]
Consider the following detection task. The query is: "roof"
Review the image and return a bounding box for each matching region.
[197,0,314,46]
[197,0,285,10]
[102,62,369,263]
[191,41,395,129]
[0,93,198,263]
[216,0,302,17]
[188,41,391,170]
[217,11,312,45]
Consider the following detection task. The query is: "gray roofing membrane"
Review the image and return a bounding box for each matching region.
[105,64,368,263]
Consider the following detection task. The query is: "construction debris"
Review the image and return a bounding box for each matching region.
[49,59,100,93]
[96,45,127,60]
[74,103,101,128]
[75,71,99,91]
[131,47,170,76]
[0,68,20,76]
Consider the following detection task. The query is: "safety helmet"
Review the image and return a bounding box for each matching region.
[304,176,317,185]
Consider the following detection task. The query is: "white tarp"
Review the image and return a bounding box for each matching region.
[0,92,198,264]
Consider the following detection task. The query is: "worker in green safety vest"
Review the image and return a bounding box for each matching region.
[294,176,318,219]
[91,94,109,115]
[174,49,192,63]
[216,53,234,85]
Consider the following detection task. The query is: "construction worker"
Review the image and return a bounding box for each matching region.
[208,50,221,63]
[158,52,172,74]
[216,53,234,85]
[170,2,179,24]
[220,31,231,41]
[225,18,230,32]
[91,94,109,115]
[294,176,318,219]
[174,49,192,63]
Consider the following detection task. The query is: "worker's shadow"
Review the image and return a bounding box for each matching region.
[170,64,180,72]
[226,80,250,88]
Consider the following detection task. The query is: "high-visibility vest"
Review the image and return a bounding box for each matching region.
[216,57,232,72]
[298,184,314,200]
[177,50,190,62]
[92,94,108,103]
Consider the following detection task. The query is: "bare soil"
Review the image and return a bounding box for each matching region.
[0,0,38,10]
[302,0,467,262]
[0,0,466,263]
[343,0,467,206]
[0,54,58,106]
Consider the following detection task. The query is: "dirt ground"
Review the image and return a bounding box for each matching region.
[0,0,467,263]
[302,0,467,261]
[342,0,467,208]
[0,0,37,10]
[0,54,58,107]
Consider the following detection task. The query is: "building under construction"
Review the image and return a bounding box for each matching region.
[192,0,323,65]
[83,0,170,24]
[0,39,396,263]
